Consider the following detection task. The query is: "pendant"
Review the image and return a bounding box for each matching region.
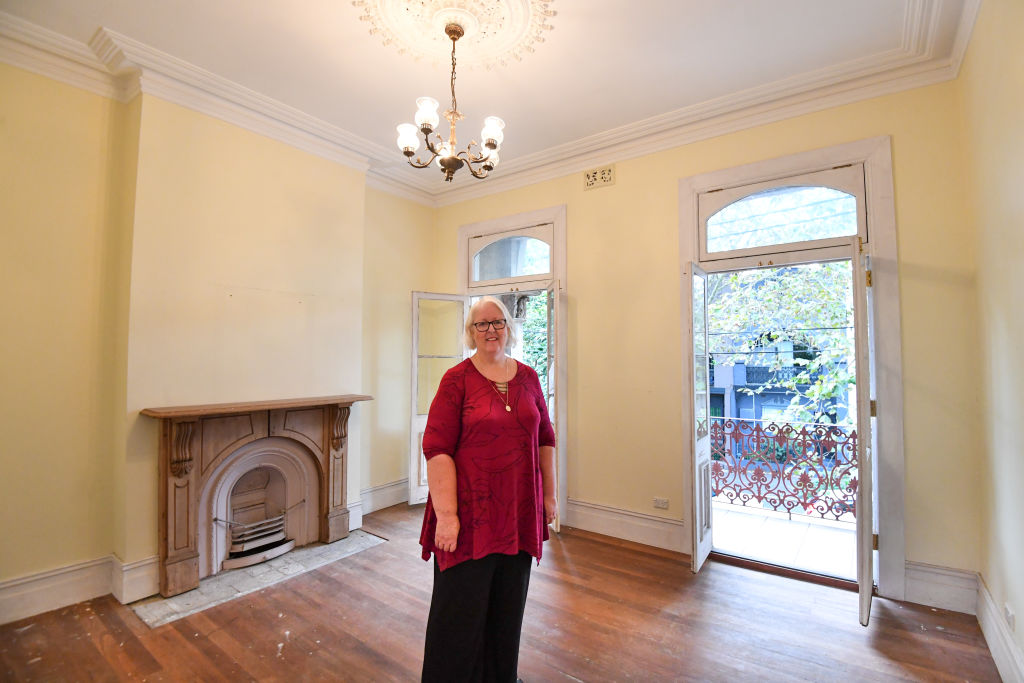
[505,405,512,412]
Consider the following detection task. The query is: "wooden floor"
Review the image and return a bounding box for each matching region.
[1,505,1000,682]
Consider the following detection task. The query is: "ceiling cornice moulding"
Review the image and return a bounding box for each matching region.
[0,11,118,99]
[0,15,378,173]
[2,0,981,208]
[88,28,375,172]
[431,0,981,206]
[365,172,438,206]
[434,57,963,206]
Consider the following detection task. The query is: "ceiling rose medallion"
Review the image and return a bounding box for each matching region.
[352,0,556,68]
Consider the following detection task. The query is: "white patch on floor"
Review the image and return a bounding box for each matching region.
[131,530,385,627]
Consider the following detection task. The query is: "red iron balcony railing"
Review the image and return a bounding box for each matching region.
[709,417,858,522]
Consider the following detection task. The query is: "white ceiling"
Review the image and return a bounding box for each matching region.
[0,0,977,204]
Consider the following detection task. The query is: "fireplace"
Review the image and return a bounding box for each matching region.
[141,395,371,597]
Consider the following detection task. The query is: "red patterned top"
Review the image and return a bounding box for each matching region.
[419,358,556,571]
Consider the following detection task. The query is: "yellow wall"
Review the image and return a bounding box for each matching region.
[959,0,1024,653]
[117,95,368,562]
[436,80,983,572]
[0,64,121,579]
[361,188,435,490]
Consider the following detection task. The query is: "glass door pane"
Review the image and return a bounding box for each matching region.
[409,293,467,505]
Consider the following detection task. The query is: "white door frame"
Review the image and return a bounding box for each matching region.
[457,206,569,531]
[678,137,905,600]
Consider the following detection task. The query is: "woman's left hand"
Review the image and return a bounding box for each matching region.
[544,495,558,525]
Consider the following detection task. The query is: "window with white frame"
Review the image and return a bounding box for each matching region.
[467,222,555,291]
[698,164,866,261]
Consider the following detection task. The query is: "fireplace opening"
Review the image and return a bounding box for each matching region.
[220,466,296,570]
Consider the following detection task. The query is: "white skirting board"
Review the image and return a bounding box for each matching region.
[347,499,363,532]
[977,580,1024,683]
[904,561,980,615]
[111,555,159,605]
[563,499,688,553]
[360,478,410,515]
[0,557,112,625]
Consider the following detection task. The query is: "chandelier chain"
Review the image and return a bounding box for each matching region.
[450,37,458,116]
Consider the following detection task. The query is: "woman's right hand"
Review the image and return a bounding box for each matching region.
[434,513,460,553]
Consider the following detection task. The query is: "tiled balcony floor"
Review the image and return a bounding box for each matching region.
[711,501,856,580]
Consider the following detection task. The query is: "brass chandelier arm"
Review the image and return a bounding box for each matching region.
[406,154,439,169]
[465,146,493,163]
[406,147,493,179]
[456,150,494,179]
[406,133,443,168]
[405,129,495,179]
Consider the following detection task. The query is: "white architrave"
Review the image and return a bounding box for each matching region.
[456,205,569,530]
[678,137,905,601]
[458,205,567,295]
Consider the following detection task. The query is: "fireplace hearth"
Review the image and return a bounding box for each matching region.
[142,395,371,597]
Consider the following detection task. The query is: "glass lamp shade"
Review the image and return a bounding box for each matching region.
[415,97,440,131]
[396,123,420,154]
[480,116,505,149]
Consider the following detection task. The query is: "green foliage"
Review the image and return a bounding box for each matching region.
[708,262,855,424]
[520,291,549,396]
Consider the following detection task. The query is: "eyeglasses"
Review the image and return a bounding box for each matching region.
[472,319,507,332]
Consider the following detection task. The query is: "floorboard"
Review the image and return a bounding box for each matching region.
[0,504,1001,682]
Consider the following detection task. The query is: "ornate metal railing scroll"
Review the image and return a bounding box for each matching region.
[710,417,858,521]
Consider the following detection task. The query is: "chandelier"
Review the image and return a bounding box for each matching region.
[395,23,504,182]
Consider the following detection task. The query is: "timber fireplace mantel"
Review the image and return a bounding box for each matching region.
[141,394,372,597]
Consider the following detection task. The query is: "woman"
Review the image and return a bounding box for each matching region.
[420,296,557,682]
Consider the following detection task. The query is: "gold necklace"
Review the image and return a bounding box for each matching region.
[488,356,512,412]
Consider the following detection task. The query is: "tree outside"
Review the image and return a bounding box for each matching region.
[707,260,855,425]
[518,291,548,397]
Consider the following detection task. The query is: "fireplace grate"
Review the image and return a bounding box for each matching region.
[229,513,286,553]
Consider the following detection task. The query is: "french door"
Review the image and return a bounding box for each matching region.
[408,287,566,532]
[688,263,713,572]
[408,292,468,505]
[851,238,876,625]
[686,248,877,623]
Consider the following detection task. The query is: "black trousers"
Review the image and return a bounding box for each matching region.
[422,551,532,683]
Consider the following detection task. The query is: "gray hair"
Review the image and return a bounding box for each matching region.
[464,296,518,350]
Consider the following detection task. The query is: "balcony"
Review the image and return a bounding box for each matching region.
[709,416,858,579]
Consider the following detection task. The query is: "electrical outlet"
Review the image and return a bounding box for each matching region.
[653,497,669,510]
[1005,603,1016,632]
